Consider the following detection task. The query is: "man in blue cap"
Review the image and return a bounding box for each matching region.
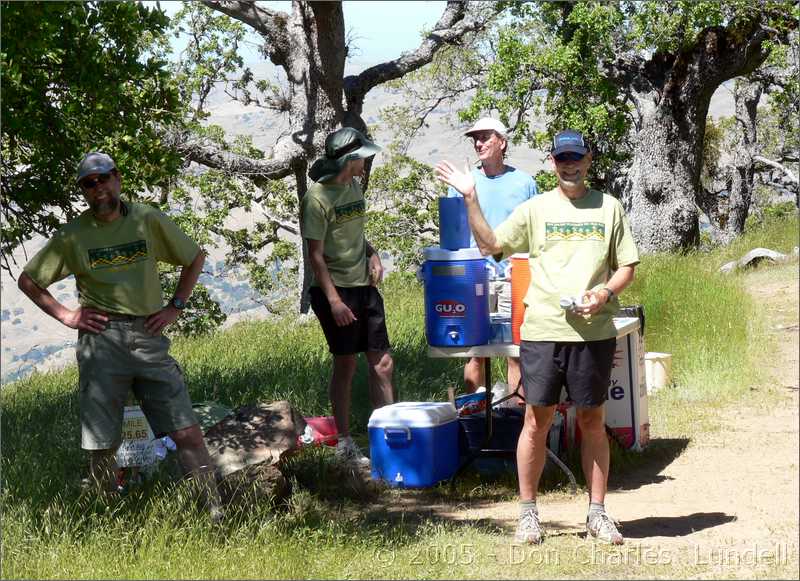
[17,152,222,520]
[435,129,639,546]
[302,127,395,466]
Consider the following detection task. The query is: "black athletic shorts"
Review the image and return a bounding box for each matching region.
[519,338,617,408]
[309,285,391,356]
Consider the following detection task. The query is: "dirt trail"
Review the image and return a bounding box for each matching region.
[386,265,799,575]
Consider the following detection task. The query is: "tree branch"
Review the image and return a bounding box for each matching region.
[754,155,799,184]
[175,132,297,182]
[200,0,291,66]
[343,1,497,108]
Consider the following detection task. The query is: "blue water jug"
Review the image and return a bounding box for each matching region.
[438,197,470,250]
[421,247,490,347]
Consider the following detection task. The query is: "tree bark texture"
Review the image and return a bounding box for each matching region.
[623,19,789,253]
[725,79,762,240]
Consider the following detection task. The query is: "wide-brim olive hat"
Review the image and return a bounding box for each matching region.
[308,127,381,182]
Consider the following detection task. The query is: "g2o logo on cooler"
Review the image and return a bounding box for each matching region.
[435,300,466,317]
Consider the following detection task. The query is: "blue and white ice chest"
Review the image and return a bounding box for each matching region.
[368,402,459,488]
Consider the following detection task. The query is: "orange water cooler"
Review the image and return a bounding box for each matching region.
[510,253,530,344]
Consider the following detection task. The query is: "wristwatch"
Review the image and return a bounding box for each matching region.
[602,287,615,302]
[171,297,187,310]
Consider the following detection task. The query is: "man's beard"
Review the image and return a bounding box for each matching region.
[90,196,120,216]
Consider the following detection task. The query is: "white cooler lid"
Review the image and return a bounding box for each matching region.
[423,246,484,261]
[368,401,457,428]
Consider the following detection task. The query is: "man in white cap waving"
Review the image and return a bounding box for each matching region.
[446,117,539,394]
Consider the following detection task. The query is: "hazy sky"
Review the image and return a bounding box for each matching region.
[157,1,447,65]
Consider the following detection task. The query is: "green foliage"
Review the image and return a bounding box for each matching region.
[745,201,800,230]
[1,1,183,264]
[171,3,247,121]
[463,0,797,196]
[534,170,558,193]
[159,267,227,338]
[365,153,443,272]
[463,1,631,185]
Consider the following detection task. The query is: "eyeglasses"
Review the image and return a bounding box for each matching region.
[80,172,113,190]
[553,152,586,163]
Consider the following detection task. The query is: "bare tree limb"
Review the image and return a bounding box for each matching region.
[175,133,297,182]
[754,155,800,184]
[343,1,498,110]
[200,0,291,66]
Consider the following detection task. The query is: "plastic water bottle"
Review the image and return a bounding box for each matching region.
[394,472,404,488]
[492,382,510,407]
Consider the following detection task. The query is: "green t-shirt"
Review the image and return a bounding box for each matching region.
[300,179,369,287]
[23,202,200,316]
[494,188,640,342]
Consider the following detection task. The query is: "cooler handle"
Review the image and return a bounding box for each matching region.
[383,426,411,444]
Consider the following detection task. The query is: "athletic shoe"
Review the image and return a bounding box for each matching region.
[335,438,371,467]
[586,511,624,545]
[514,507,544,544]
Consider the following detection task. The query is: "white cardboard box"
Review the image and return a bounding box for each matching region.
[605,318,650,450]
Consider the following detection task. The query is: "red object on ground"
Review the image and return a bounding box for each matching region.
[303,416,340,446]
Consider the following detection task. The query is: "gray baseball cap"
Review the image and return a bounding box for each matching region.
[76,152,117,183]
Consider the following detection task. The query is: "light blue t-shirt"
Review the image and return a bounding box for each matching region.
[448,165,539,278]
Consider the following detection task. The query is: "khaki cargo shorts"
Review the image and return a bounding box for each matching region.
[76,316,198,450]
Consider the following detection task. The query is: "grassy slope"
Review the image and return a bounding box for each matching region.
[1,214,797,579]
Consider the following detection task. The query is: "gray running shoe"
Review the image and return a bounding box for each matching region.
[514,507,544,544]
[586,512,624,545]
[335,438,371,467]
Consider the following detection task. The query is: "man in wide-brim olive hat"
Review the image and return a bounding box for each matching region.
[301,127,395,466]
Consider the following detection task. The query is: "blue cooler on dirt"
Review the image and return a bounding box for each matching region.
[368,402,459,488]
[421,247,490,347]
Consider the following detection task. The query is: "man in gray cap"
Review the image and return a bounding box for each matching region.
[302,127,394,466]
[436,129,639,546]
[447,117,539,394]
[17,152,222,520]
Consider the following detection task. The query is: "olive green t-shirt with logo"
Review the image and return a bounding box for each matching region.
[24,202,200,316]
[494,188,640,342]
[300,179,369,287]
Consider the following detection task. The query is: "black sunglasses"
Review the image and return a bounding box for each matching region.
[553,152,586,163]
[80,172,113,190]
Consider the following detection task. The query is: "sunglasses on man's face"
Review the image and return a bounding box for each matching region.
[553,152,586,163]
[80,172,113,190]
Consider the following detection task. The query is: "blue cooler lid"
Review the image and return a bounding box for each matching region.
[423,246,484,261]
[368,402,457,428]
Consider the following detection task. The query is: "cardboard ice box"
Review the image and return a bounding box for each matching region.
[606,317,650,450]
[368,402,459,488]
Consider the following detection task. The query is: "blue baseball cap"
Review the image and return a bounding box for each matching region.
[551,130,589,156]
[76,152,117,183]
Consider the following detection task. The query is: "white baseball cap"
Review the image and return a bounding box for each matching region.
[463,117,508,139]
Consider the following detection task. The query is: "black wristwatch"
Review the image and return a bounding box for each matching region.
[602,287,615,302]
[171,297,187,310]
